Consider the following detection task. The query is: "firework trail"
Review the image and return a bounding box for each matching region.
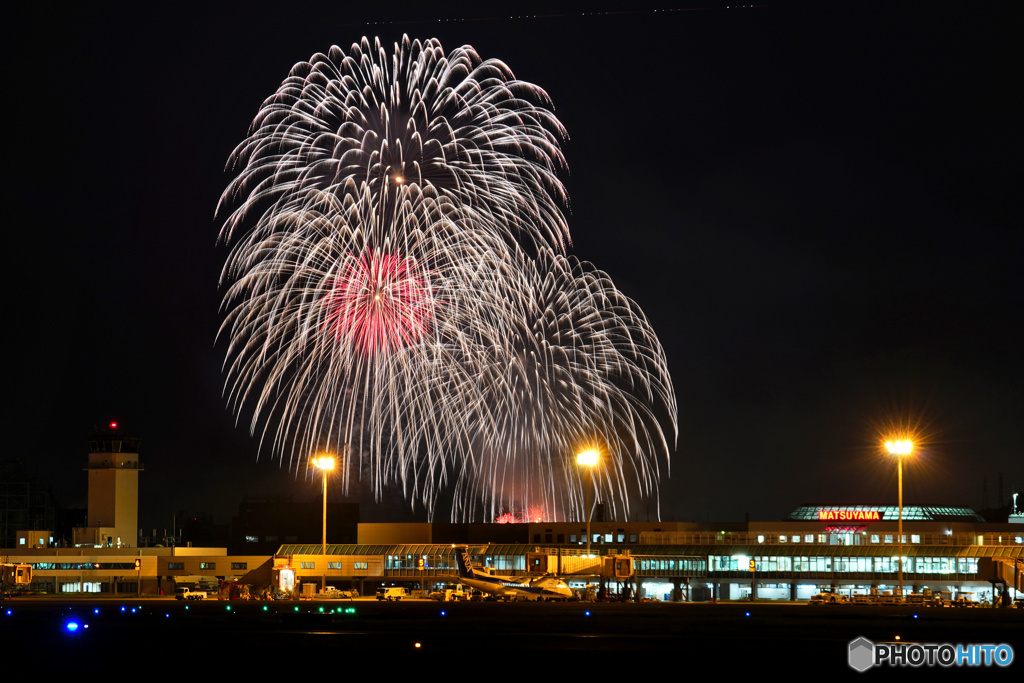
[218,36,677,521]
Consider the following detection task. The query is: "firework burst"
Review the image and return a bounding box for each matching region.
[218,36,677,521]
[322,248,438,356]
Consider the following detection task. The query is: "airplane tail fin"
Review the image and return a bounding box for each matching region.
[454,548,474,579]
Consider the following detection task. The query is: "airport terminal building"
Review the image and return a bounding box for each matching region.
[5,504,1021,604]
[8,428,1018,602]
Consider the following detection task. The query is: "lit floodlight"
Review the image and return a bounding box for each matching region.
[885,440,913,456]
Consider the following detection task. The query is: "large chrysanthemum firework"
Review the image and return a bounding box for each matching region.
[446,254,676,521]
[218,36,677,522]
[218,35,569,252]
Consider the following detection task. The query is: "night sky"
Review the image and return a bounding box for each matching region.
[9,1,1021,531]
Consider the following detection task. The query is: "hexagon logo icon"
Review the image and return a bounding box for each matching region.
[849,637,875,672]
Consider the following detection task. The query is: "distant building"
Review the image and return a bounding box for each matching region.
[0,461,56,548]
[72,424,142,548]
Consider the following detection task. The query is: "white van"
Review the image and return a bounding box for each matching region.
[375,586,409,601]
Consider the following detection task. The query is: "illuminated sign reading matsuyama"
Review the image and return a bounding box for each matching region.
[817,510,881,521]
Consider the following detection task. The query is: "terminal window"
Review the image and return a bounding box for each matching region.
[200,562,216,570]
[231,562,247,570]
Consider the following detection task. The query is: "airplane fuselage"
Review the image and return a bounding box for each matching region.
[456,550,572,601]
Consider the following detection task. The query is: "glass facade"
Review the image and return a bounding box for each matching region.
[635,557,705,575]
[709,554,979,575]
[786,505,986,522]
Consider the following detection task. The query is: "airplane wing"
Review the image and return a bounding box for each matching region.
[506,586,540,601]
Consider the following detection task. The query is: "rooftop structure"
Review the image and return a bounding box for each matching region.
[72,423,142,548]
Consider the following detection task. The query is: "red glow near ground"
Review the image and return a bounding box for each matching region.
[495,507,546,524]
[322,249,437,355]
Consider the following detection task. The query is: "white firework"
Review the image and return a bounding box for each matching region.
[218,35,677,522]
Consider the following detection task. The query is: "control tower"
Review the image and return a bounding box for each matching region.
[72,422,143,547]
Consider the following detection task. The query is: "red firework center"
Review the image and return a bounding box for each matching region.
[323,249,437,355]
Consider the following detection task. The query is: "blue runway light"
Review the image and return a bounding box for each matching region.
[440,610,446,616]
[93,608,100,614]
[65,621,80,633]
[745,612,751,617]
[584,610,591,616]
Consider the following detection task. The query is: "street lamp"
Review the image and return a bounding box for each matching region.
[885,439,913,600]
[312,455,335,595]
[577,449,599,558]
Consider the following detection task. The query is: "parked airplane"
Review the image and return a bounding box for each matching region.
[454,548,573,601]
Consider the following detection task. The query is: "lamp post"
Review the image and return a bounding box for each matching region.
[577,449,599,558]
[885,440,913,600]
[312,455,335,595]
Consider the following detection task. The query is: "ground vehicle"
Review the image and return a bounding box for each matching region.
[809,592,849,604]
[430,583,468,602]
[951,595,979,608]
[1,563,33,597]
[375,586,409,601]
[175,587,208,600]
[323,586,358,599]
